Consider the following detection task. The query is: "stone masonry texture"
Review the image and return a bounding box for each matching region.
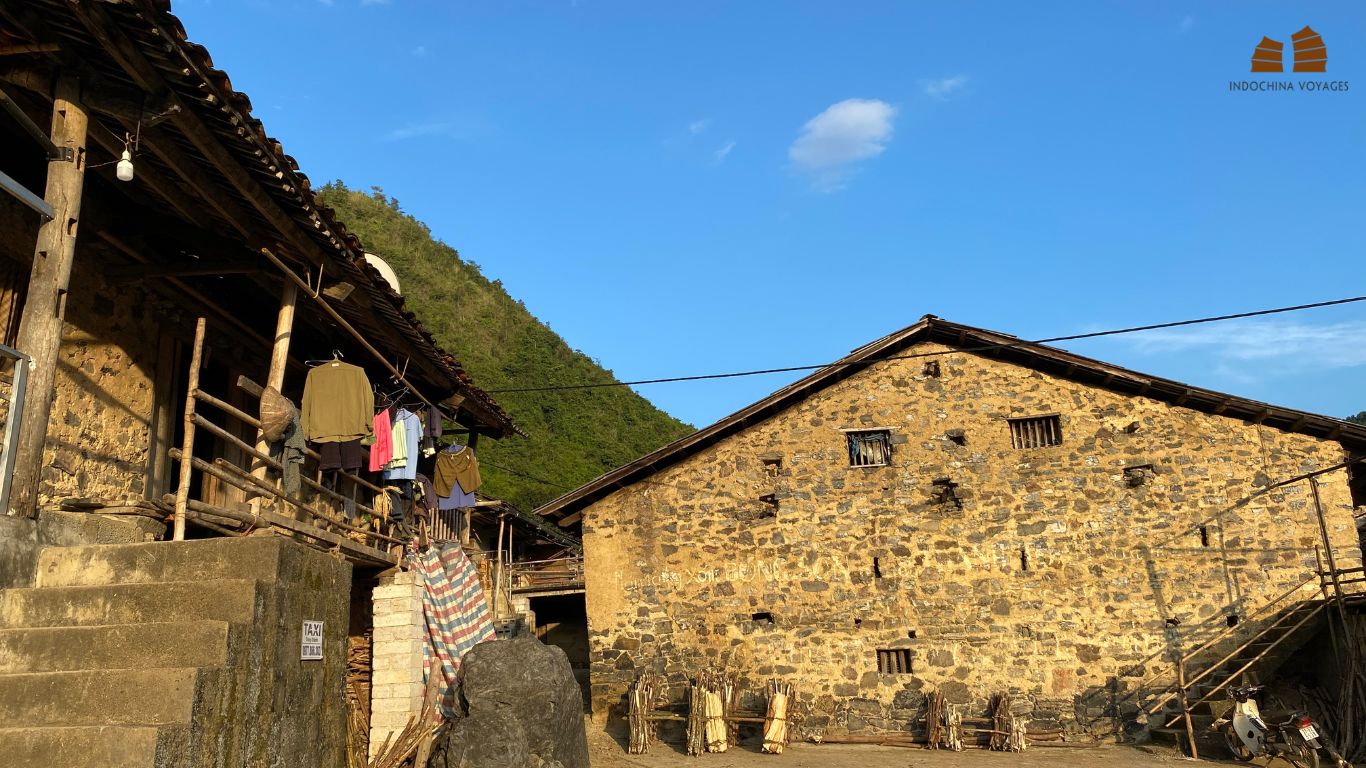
[580,342,1364,736]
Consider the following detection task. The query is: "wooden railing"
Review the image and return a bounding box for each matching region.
[169,318,401,566]
[508,555,586,593]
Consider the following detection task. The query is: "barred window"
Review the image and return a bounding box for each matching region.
[877,648,913,674]
[1008,415,1062,449]
[847,429,891,467]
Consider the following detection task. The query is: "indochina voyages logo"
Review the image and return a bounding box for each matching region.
[1231,25,1348,92]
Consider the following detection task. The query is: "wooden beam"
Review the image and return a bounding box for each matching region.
[9,72,87,518]
[65,0,325,264]
[132,124,254,237]
[96,231,272,351]
[103,260,258,282]
[0,43,60,56]
[1212,398,1231,415]
[558,511,583,527]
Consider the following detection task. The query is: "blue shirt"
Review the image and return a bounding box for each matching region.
[381,409,423,481]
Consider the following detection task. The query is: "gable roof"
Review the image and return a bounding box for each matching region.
[535,315,1366,521]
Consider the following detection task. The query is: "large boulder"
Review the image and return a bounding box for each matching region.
[430,636,588,768]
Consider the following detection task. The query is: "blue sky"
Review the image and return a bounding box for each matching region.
[176,1,1365,428]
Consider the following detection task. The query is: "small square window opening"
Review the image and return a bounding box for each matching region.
[1008,415,1062,449]
[877,648,913,674]
[847,429,892,467]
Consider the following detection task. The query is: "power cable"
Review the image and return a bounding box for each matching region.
[488,294,1366,394]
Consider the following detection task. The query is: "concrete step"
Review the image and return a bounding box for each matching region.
[36,538,286,588]
[0,621,229,673]
[0,668,198,726]
[0,725,190,768]
[0,579,258,629]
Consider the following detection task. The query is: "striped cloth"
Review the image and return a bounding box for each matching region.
[410,544,496,717]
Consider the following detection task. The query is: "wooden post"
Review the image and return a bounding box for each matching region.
[8,73,88,517]
[172,318,207,540]
[1174,657,1199,759]
[1305,478,1338,609]
[493,513,506,617]
[250,282,296,513]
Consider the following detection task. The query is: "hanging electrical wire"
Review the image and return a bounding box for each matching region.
[489,294,1366,394]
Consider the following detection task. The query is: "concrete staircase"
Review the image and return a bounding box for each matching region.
[0,536,351,768]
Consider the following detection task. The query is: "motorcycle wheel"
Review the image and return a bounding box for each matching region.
[1281,737,1321,768]
[1224,726,1256,762]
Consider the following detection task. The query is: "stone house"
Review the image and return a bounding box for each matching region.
[534,315,1366,736]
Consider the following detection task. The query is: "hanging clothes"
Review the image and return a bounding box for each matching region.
[422,406,443,457]
[301,361,374,443]
[368,408,394,472]
[433,444,482,497]
[435,445,479,510]
[382,409,424,482]
[278,409,307,498]
[319,439,365,473]
[415,473,439,513]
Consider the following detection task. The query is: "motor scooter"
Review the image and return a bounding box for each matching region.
[1221,685,1349,768]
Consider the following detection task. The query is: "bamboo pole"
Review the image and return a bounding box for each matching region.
[9,73,88,517]
[1310,478,1348,624]
[172,318,207,540]
[251,281,297,513]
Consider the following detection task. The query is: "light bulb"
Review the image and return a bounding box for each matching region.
[116,150,134,182]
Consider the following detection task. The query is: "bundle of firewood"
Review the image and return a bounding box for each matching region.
[627,674,661,754]
[686,670,735,755]
[761,680,794,754]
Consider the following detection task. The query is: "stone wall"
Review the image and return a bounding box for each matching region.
[0,196,165,508]
[581,342,1364,736]
[39,261,163,506]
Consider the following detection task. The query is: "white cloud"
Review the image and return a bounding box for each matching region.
[923,74,968,99]
[1117,319,1366,380]
[385,120,462,141]
[711,140,736,165]
[689,118,710,135]
[788,98,896,191]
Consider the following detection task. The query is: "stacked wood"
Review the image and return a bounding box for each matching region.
[925,690,944,749]
[761,680,793,754]
[989,694,1026,751]
[346,633,373,767]
[686,670,734,755]
[989,694,1009,751]
[627,674,660,754]
[943,704,965,751]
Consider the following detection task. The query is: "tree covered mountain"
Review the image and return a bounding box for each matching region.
[318,182,692,513]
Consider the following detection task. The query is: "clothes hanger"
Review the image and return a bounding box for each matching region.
[305,349,346,368]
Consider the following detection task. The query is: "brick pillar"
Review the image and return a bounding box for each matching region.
[369,570,426,757]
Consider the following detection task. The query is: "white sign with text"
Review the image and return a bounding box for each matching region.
[301,620,323,660]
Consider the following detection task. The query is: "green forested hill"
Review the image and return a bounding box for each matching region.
[317,182,692,513]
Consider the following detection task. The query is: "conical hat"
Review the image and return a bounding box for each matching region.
[259,386,294,442]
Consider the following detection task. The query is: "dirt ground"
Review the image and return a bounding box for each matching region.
[587,724,1195,768]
